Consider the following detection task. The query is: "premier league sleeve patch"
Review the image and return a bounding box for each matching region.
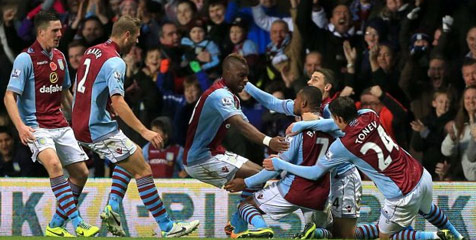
[11,69,21,78]
[221,97,233,106]
[113,71,122,81]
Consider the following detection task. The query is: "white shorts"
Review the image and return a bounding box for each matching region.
[378,169,433,235]
[329,167,362,218]
[254,182,333,227]
[184,151,248,188]
[253,181,300,220]
[81,131,137,163]
[27,127,88,166]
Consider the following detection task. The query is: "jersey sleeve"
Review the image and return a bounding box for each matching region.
[62,60,72,89]
[104,57,126,97]
[292,119,343,137]
[278,134,302,162]
[209,90,244,121]
[7,53,32,95]
[244,169,280,187]
[244,82,294,116]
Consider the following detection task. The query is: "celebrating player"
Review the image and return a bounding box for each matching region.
[4,11,98,237]
[71,16,199,237]
[224,86,334,239]
[264,97,465,240]
[244,70,361,239]
[183,53,289,238]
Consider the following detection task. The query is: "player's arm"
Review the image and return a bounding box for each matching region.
[4,53,35,145]
[244,82,294,116]
[61,89,73,116]
[228,115,289,152]
[289,119,343,137]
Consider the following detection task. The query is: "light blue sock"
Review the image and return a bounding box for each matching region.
[231,211,248,233]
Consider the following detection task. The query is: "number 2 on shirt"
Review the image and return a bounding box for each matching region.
[77,58,91,93]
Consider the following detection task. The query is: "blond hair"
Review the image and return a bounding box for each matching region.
[111,16,141,38]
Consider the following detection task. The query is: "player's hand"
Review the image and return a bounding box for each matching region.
[224,178,246,192]
[340,86,354,97]
[141,129,164,149]
[18,124,35,145]
[262,158,275,171]
[269,136,289,152]
[435,161,450,180]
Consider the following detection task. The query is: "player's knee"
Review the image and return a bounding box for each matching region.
[134,162,152,178]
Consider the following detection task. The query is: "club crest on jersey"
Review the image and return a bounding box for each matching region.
[116,148,123,154]
[50,72,58,83]
[11,69,21,78]
[166,152,174,161]
[50,62,57,71]
[58,59,64,70]
[222,97,233,106]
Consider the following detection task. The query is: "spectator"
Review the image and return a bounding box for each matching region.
[466,26,476,59]
[206,0,230,50]
[411,90,455,180]
[67,41,86,84]
[441,86,476,181]
[226,17,258,66]
[462,58,476,87]
[137,0,162,49]
[175,0,198,35]
[143,117,187,178]
[0,126,46,177]
[181,19,221,74]
[358,86,409,147]
[119,0,138,18]
[292,51,323,94]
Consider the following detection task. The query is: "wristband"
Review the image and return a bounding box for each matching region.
[263,136,272,146]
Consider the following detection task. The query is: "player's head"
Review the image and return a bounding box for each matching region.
[329,97,358,130]
[34,10,62,50]
[294,86,322,116]
[307,68,335,100]
[110,16,141,54]
[222,53,249,94]
[0,126,14,157]
[150,117,173,146]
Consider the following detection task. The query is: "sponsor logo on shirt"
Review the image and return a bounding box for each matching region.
[40,84,62,94]
[11,69,21,78]
[37,60,48,65]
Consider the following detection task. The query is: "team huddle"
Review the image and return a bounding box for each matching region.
[4,10,466,240]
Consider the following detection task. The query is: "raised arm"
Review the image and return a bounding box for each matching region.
[244,82,294,116]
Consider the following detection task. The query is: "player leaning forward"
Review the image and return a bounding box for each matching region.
[71,16,199,237]
[4,11,99,237]
[265,97,465,240]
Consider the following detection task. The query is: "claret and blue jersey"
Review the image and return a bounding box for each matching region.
[183,79,248,166]
[7,41,70,128]
[72,40,126,143]
[275,110,424,199]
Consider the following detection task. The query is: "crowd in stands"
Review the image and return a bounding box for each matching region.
[1,0,476,181]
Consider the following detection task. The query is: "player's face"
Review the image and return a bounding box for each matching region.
[41,20,62,49]
[0,133,13,156]
[225,63,249,94]
[123,30,140,54]
[293,92,303,116]
[307,72,327,94]
[464,88,476,114]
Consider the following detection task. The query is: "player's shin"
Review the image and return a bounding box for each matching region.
[109,165,132,212]
[419,204,464,239]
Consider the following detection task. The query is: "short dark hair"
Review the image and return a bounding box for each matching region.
[462,57,476,68]
[315,68,335,86]
[329,97,358,123]
[34,10,60,33]
[299,86,322,112]
[150,117,173,145]
[67,40,86,50]
[208,0,226,8]
[223,53,247,72]
[158,21,176,38]
[0,126,13,137]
